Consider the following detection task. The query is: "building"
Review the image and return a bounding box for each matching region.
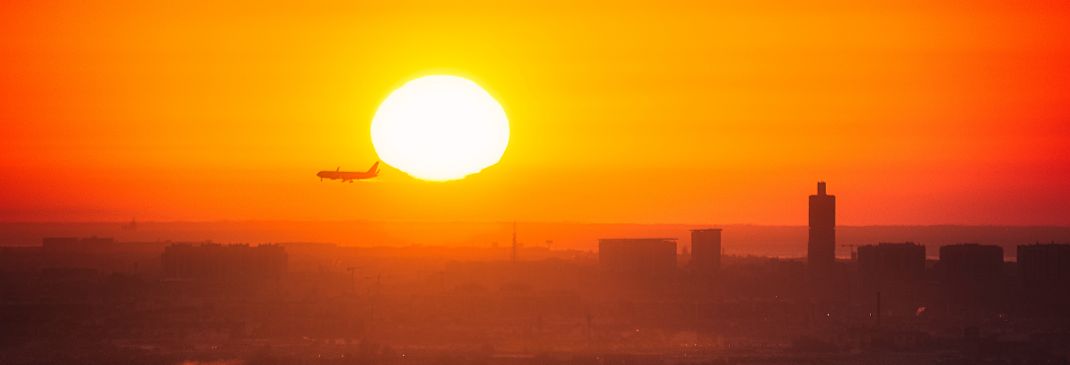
[857,242,927,312]
[162,243,287,282]
[42,237,78,250]
[1017,243,1070,291]
[807,181,836,273]
[42,236,118,253]
[857,242,926,283]
[939,243,1003,284]
[599,238,676,277]
[690,228,722,274]
[939,243,1004,308]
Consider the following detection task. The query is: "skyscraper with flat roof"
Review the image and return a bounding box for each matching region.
[690,228,722,274]
[939,243,1003,284]
[939,243,1004,309]
[858,242,926,282]
[1018,243,1070,291]
[808,182,836,272]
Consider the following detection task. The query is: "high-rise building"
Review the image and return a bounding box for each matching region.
[858,242,926,283]
[808,181,836,272]
[939,243,1004,308]
[1017,243,1070,308]
[857,242,927,311]
[599,238,677,278]
[1017,243,1070,291]
[690,228,722,274]
[939,243,1003,284]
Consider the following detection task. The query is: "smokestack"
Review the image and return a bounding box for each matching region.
[817,181,827,196]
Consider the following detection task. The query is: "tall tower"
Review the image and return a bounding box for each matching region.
[808,181,836,272]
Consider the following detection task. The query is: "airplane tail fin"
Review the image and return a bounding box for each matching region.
[367,161,381,174]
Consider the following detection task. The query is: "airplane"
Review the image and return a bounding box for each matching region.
[317,161,380,182]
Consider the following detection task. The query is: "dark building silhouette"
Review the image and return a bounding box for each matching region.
[857,242,926,312]
[1017,243,1070,306]
[938,243,1004,309]
[690,228,722,274]
[162,243,287,282]
[1018,243,1070,286]
[42,236,117,253]
[939,243,1003,284]
[599,238,676,277]
[41,237,78,250]
[858,242,926,282]
[808,182,836,273]
[33,237,159,273]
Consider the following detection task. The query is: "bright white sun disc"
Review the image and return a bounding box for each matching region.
[371,76,509,181]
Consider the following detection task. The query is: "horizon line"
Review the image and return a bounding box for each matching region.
[1,219,1069,228]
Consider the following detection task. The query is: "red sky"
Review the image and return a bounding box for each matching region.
[1,1,1069,225]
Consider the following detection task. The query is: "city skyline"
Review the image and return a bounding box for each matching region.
[3,182,1068,258]
[3,180,1069,364]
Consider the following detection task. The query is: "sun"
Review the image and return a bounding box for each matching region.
[370,75,510,181]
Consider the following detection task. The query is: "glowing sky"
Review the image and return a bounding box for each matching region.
[1,1,1068,225]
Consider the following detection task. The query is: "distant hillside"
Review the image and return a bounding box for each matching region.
[1,221,1069,259]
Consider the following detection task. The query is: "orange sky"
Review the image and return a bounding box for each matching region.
[1,1,1069,225]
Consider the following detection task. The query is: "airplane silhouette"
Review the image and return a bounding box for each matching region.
[317,161,380,182]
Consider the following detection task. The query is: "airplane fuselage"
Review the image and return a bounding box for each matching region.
[317,170,376,182]
[317,161,380,182]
